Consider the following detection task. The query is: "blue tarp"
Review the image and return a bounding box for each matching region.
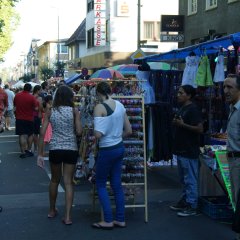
[65,74,82,85]
[134,32,240,63]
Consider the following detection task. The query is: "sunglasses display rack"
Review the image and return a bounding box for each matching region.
[73,82,148,222]
[113,95,148,222]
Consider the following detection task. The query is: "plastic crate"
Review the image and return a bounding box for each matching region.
[199,196,233,220]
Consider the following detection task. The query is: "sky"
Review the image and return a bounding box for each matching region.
[2,0,86,67]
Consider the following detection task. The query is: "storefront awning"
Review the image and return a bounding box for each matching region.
[134,32,240,63]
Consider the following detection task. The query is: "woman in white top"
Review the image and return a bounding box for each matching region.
[92,82,132,229]
[37,85,82,225]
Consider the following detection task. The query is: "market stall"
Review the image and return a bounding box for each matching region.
[134,32,240,220]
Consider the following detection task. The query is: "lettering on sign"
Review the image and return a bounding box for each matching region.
[94,0,106,46]
[160,34,184,42]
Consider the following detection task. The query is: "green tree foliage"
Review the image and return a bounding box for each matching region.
[40,66,54,81]
[0,0,20,60]
[55,61,65,77]
[0,0,19,7]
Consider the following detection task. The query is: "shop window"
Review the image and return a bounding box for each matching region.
[87,28,94,48]
[59,44,68,54]
[188,0,197,15]
[87,0,94,12]
[206,0,217,10]
[144,21,160,41]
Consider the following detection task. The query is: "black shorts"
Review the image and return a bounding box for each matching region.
[49,150,78,165]
[33,116,41,134]
[15,119,34,136]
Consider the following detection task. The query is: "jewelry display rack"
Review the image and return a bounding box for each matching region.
[73,80,148,222]
[113,95,148,222]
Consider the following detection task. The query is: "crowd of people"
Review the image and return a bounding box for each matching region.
[0,75,240,238]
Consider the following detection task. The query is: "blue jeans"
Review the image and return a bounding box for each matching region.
[95,144,125,222]
[177,155,199,209]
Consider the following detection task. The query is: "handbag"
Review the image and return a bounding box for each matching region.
[72,108,81,150]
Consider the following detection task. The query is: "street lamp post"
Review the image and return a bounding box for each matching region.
[51,6,60,77]
[31,39,40,81]
[137,0,142,49]
[57,14,60,66]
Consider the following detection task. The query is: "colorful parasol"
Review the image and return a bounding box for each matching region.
[109,64,139,76]
[90,69,124,79]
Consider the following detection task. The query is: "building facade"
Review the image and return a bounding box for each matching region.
[28,39,68,79]
[67,0,179,71]
[179,0,240,47]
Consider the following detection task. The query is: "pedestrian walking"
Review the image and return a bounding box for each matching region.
[223,74,240,240]
[170,85,203,217]
[14,83,38,158]
[0,78,8,133]
[4,84,15,130]
[42,94,53,144]
[37,85,82,225]
[92,82,132,229]
[32,85,43,153]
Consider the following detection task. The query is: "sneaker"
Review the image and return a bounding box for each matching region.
[170,198,188,211]
[177,206,198,217]
[25,150,34,157]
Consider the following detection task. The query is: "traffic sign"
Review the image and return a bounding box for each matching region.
[131,49,146,60]
[160,34,184,42]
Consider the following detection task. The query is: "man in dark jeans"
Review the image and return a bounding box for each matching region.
[170,85,203,217]
[223,74,240,240]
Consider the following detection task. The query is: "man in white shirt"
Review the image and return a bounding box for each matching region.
[4,84,15,130]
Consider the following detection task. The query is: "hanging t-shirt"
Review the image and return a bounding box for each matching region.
[195,55,213,87]
[181,56,200,88]
[136,70,155,104]
[213,54,225,82]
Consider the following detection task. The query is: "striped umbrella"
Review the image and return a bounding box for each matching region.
[109,64,139,76]
[90,69,124,79]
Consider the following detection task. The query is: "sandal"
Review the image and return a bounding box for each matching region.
[62,219,72,225]
[47,209,58,218]
[92,222,113,230]
[113,221,126,228]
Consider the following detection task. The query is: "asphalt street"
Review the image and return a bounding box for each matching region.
[0,128,235,240]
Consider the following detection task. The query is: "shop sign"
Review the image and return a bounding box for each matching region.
[160,34,184,42]
[117,0,130,17]
[94,0,106,46]
[161,15,184,32]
